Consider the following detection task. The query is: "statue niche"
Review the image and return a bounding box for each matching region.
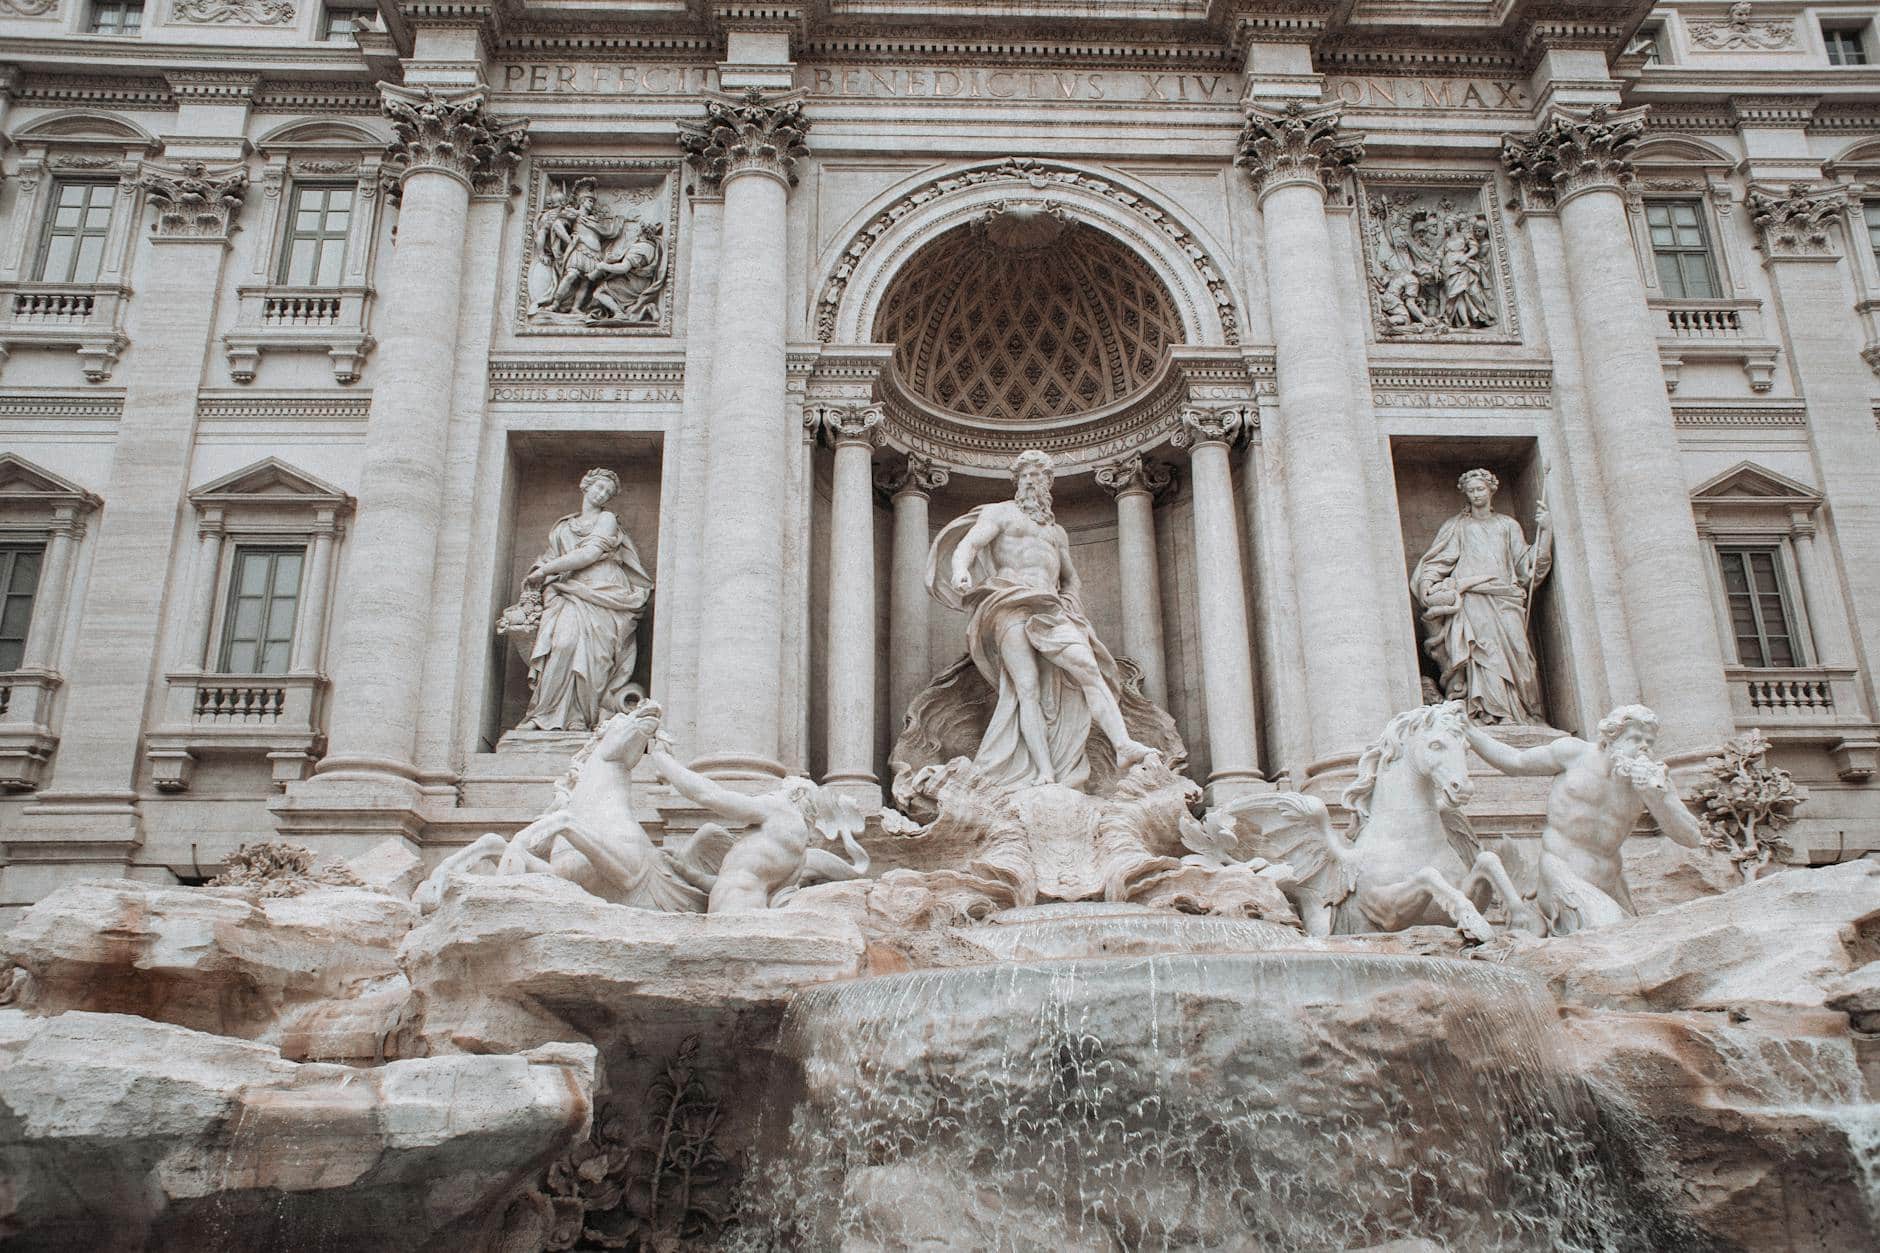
[497,466,654,733]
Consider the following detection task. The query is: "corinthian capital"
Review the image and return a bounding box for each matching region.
[1095,453,1175,501]
[381,86,529,189]
[141,161,248,240]
[1235,100,1363,202]
[677,89,812,190]
[1172,406,1251,451]
[1746,182,1849,259]
[1501,105,1647,207]
[875,453,949,500]
[806,402,883,448]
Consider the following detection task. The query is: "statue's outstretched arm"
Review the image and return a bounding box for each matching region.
[1640,777,1706,849]
[648,747,768,827]
[1464,725,1568,776]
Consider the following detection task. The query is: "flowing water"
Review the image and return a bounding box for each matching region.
[737,951,1639,1252]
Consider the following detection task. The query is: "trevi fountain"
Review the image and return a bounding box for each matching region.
[1,450,1873,1251]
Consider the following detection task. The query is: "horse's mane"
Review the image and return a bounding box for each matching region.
[551,703,661,807]
[1341,701,1468,826]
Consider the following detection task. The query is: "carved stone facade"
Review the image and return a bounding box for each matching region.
[0,0,1876,920]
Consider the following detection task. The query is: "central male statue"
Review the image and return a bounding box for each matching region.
[927,449,1158,791]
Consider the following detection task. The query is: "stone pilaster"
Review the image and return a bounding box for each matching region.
[1747,183,1880,735]
[17,158,248,865]
[677,90,810,778]
[1502,106,1735,753]
[1235,100,1393,782]
[281,86,526,833]
[878,453,949,736]
[809,402,883,797]
[1172,407,1265,799]
[1095,452,1173,709]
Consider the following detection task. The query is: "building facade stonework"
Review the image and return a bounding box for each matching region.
[1,0,1877,915]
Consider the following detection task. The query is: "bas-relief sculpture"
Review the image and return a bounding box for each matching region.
[1688,2,1797,52]
[525,176,670,326]
[1363,189,1501,336]
[497,467,654,733]
[1412,467,1553,725]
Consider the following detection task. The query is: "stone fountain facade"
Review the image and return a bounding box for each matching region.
[0,1,1877,1249]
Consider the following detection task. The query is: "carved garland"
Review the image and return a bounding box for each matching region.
[170,0,294,22]
[1746,182,1848,258]
[142,161,250,239]
[815,156,1241,346]
[1501,104,1648,207]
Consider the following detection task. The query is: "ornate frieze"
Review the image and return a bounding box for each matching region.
[381,86,529,189]
[519,160,679,335]
[1234,100,1364,201]
[0,0,59,14]
[171,0,292,21]
[1501,105,1647,208]
[1172,404,1253,450]
[1368,366,1553,411]
[874,453,949,502]
[1746,183,1848,258]
[1688,3,1796,52]
[675,89,811,190]
[142,162,249,240]
[815,157,1241,346]
[1356,174,1517,342]
[1094,453,1175,501]
[805,401,885,448]
[486,357,685,404]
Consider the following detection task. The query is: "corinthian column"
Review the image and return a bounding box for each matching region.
[1172,408,1265,798]
[810,403,883,796]
[1095,453,1173,708]
[308,88,527,799]
[1503,107,1734,752]
[676,90,810,778]
[1237,101,1394,778]
[877,453,949,734]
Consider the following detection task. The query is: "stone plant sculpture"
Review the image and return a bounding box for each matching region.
[1411,467,1552,725]
[416,701,867,916]
[1688,728,1805,883]
[498,467,654,732]
[1218,702,1538,942]
[1465,704,1709,934]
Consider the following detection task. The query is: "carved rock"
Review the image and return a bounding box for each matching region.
[0,1009,595,1253]
[395,874,867,1056]
[1485,858,1880,1013]
[0,878,416,1062]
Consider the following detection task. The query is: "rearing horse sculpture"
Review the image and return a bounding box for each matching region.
[1216,702,1540,942]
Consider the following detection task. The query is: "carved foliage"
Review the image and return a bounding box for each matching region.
[0,0,59,15]
[1094,452,1174,500]
[382,86,529,187]
[1172,405,1251,450]
[171,0,294,22]
[806,401,884,447]
[1688,729,1806,882]
[875,452,950,500]
[1689,3,1796,51]
[1235,100,1364,199]
[1501,105,1648,205]
[675,88,811,189]
[1746,182,1848,258]
[142,161,249,239]
[207,841,364,897]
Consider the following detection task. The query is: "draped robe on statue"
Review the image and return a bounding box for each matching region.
[925,505,1130,791]
[1411,509,1551,724]
[521,512,654,731]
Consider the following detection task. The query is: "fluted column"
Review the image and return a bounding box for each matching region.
[1172,408,1265,798]
[878,453,949,733]
[811,403,884,794]
[1503,107,1734,752]
[1236,101,1394,775]
[1095,453,1173,708]
[676,90,810,778]
[309,87,526,796]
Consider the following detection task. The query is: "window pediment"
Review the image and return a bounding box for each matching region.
[1691,460,1822,510]
[0,453,103,515]
[189,457,349,510]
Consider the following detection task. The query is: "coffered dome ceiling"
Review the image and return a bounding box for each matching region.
[874,213,1183,422]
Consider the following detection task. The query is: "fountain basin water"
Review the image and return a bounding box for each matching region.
[962,902,1303,963]
[745,951,1641,1252]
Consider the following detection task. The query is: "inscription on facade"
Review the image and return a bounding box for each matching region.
[489,386,683,404]
[497,63,1525,113]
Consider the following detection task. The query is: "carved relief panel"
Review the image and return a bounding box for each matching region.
[517,159,680,336]
[1355,173,1519,344]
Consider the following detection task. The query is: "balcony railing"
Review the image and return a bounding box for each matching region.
[0,282,132,381]
[0,669,61,790]
[192,682,289,723]
[261,293,344,328]
[12,289,96,322]
[1652,298,1778,392]
[226,284,374,384]
[147,671,325,791]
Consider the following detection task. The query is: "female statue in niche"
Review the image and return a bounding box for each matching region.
[500,467,655,732]
[1411,467,1552,725]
